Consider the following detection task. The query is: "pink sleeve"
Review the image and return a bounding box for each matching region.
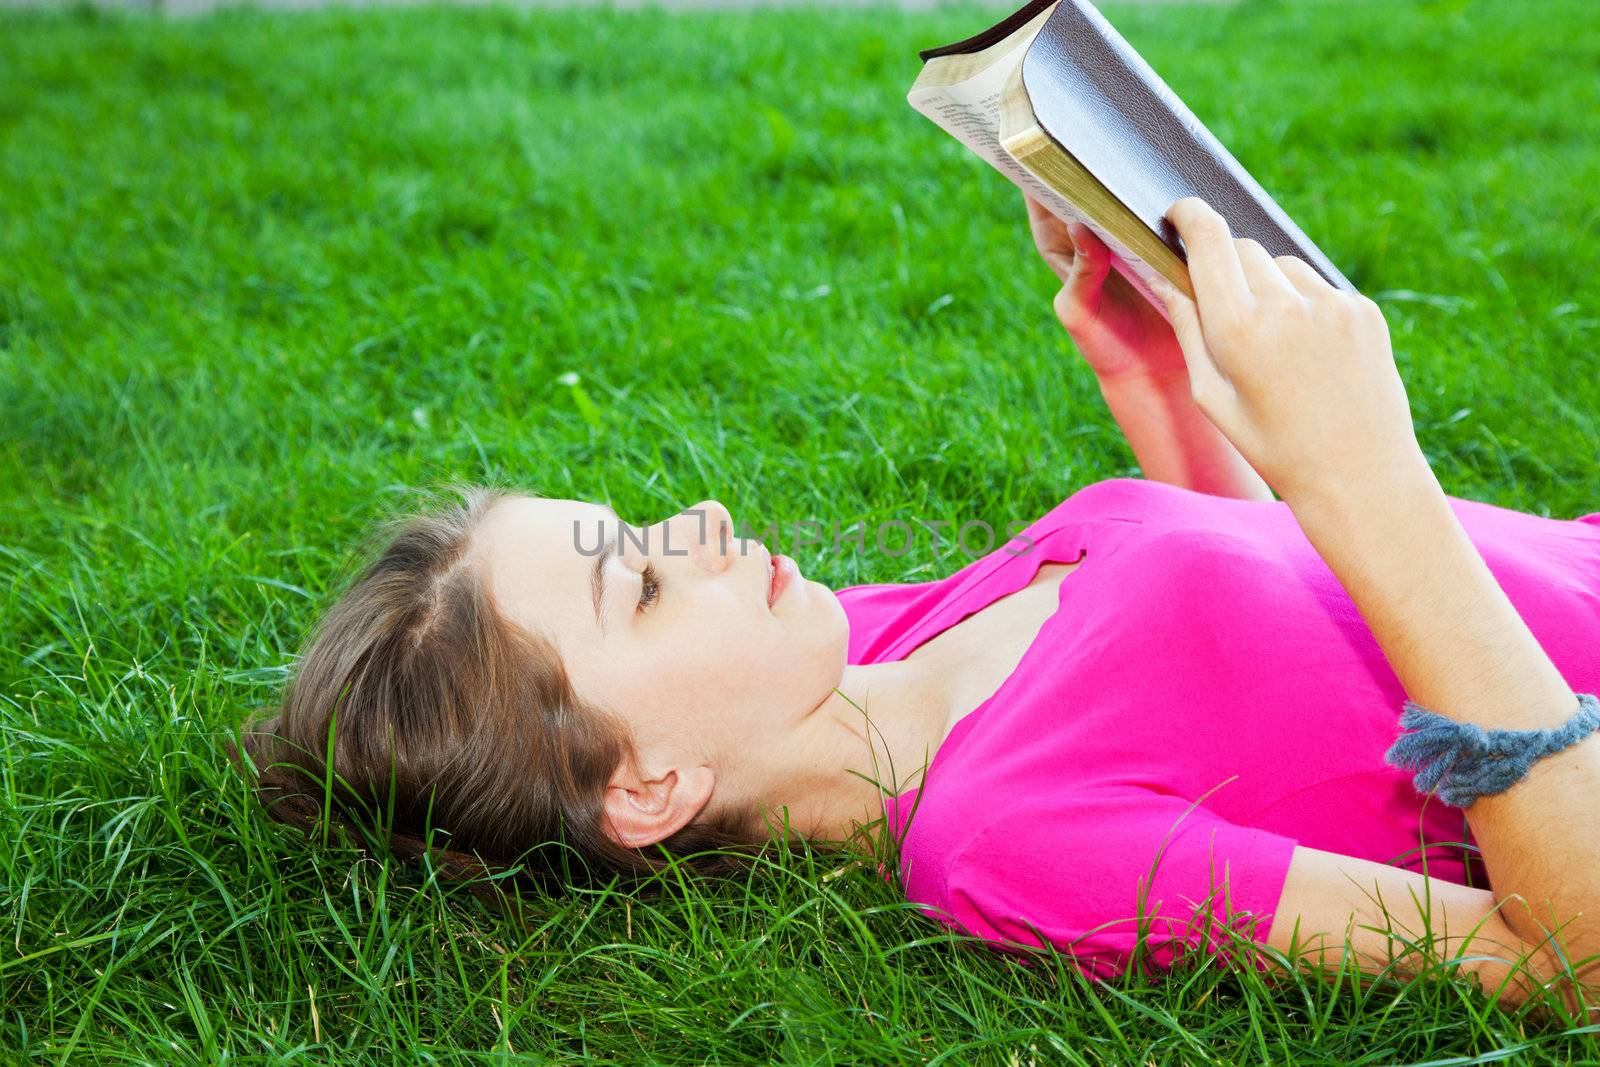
[935,788,1299,981]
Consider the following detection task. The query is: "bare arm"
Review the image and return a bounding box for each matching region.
[1288,461,1600,984]
[1269,845,1574,1016]
[1154,196,1600,1005]
[1097,370,1275,501]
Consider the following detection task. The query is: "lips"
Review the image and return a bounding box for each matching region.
[767,552,795,608]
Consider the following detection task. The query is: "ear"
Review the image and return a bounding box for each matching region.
[600,756,716,850]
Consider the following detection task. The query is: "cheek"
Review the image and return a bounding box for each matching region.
[608,592,850,714]
[683,608,840,700]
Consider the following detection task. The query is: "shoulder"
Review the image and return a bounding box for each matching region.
[1030,477,1164,530]
[1052,476,1287,558]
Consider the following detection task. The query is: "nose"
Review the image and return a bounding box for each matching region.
[678,499,737,574]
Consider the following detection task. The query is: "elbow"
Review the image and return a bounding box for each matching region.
[1469,934,1600,1019]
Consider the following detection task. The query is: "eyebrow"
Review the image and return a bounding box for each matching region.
[590,512,621,635]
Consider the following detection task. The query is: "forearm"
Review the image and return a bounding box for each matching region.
[1097,371,1275,502]
[1286,461,1600,963]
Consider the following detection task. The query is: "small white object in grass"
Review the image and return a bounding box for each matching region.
[557,371,580,387]
[411,406,429,429]
[821,859,863,882]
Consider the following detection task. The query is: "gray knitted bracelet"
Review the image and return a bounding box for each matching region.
[1383,692,1600,808]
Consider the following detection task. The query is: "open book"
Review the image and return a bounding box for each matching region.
[909,0,1353,314]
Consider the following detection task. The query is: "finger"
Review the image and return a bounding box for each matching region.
[1023,192,1049,225]
[1166,197,1251,310]
[1234,238,1297,300]
[1153,277,1230,399]
[1028,214,1082,287]
[1024,193,1071,242]
[1274,254,1333,299]
[1067,221,1109,262]
[1061,222,1110,299]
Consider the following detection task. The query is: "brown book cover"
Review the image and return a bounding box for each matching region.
[910,0,1353,309]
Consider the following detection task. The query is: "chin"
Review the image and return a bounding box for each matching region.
[825,601,851,675]
[792,594,850,685]
[818,584,848,638]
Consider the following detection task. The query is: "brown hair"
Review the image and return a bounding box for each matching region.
[231,485,774,896]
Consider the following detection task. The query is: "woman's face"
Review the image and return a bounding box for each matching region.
[472,495,850,786]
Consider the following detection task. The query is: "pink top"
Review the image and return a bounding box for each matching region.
[839,477,1600,980]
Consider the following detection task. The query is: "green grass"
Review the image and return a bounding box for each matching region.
[3,0,1599,1060]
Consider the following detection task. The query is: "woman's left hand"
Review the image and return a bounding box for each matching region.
[1025,194,1188,387]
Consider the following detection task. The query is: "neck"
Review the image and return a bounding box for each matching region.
[759,652,966,845]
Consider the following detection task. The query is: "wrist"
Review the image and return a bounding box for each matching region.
[1283,451,1442,532]
[1093,364,1189,398]
[1093,365,1277,502]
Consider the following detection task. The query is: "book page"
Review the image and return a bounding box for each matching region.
[909,41,1092,233]
[909,45,1173,321]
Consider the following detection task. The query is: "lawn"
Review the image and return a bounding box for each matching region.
[2,0,1599,1060]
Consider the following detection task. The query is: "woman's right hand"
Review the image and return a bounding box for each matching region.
[1149,197,1428,509]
